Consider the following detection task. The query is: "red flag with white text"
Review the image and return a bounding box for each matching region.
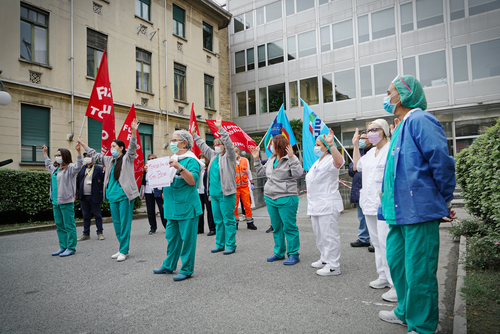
[206,120,257,154]
[117,104,144,189]
[189,104,202,157]
[84,50,115,156]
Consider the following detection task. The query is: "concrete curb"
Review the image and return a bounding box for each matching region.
[453,236,467,334]
[0,213,148,237]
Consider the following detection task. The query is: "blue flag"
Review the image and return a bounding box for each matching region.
[263,104,297,158]
[301,98,329,171]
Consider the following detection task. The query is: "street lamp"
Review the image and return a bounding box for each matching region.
[0,70,12,106]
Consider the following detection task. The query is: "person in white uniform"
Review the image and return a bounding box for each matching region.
[306,129,345,276]
[352,119,396,302]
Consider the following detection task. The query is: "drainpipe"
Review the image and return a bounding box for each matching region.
[68,0,75,141]
[164,0,169,142]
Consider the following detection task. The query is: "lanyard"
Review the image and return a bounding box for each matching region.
[86,165,94,179]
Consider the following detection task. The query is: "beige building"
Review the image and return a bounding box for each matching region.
[0,0,231,170]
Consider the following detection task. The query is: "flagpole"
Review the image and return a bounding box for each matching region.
[257,136,266,148]
[78,116,86,138]
[334,136,353,162]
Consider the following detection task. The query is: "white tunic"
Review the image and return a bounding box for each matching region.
[306,154,344,216]
[357,142,390,215]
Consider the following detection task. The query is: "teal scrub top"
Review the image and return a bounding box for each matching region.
[106,164,128,203]
[208,155,223,198]
[381,122,403,225]
[273,158,279,169]
[51,167,59,205]
[163,157,202,220]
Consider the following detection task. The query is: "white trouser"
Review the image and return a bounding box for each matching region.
[365,214,393,285]
[311,211,341,269]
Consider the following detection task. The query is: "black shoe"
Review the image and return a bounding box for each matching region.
[368,246,375,252]
[247,223,257,230]
[236,223,239,230]
[149,229,156,235]
[266,225,274,233]
[350,239,370,247]
[207,230,215,236]
[198,231,204,234]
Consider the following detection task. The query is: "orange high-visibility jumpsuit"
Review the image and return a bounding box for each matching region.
[234,157,253,222]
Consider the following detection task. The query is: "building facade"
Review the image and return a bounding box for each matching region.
[0,0,231,170]
[227,0,500,157]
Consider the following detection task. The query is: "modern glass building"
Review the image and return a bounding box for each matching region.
[227,0,500,156]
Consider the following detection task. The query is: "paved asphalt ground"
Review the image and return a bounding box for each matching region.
[0,196,469,334]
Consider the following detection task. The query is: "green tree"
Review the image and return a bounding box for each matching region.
[289,118,303,163]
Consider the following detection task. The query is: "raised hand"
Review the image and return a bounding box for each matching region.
[41,145,48,154]
[215,114,222,129]
[286,145,294,158]
[75,142,81,152]
[251,146,260,160]
[352,128,360,147]
[190,124,196,136]
[77,136,88,149]
[325,128,335,146]
[390,118,400,135]
[131,118,139,131]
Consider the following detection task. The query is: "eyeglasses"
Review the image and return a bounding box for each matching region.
[366,128,382,133]
[54,154,61,157]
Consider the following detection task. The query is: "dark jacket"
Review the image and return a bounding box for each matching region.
[141,172,163,198]
[76,163,104,202]
[348,145,374,203]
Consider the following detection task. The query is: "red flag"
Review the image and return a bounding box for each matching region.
[85,50,115,156]
[206,120,257,154]
[189,103,202,157]
[117,105,144,189]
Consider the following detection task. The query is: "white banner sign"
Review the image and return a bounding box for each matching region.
[147,157,176,188]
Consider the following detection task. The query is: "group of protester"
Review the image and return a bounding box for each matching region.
[43,75,456,334]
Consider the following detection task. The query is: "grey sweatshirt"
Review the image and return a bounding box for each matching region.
[45,155,83,205]
[254,155,304,200]
[85,137,140,202]
[194,127,237,197]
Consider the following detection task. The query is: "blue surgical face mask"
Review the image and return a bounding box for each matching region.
[314,146,324,158]
[111,149,119,158]
[383,93,400,114]
[170,142,179,154]
[359,139,367,149]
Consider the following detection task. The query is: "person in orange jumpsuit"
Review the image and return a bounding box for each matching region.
[234,147,257,230]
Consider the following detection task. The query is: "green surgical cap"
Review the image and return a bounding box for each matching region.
[392,75,427,111]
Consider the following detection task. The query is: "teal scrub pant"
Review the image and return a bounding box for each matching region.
[109,199,135,255]
[162,216,198,275]
[386,220,440,334]
[265,196,300,258]
[211,194,237,250]
[53,203,77,251]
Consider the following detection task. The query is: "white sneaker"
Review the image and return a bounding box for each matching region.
[379,310,405,326]
[311,260,326,268]
[111,252,121,259]
[370,278,391,289]
[116,253,127,262]
[382,287,397,302]
[316,266,341,276]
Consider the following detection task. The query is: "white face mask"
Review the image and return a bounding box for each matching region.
[83,157,92,165]
[215,146,222,154]
[270,144,276,154]
[55,156,63,164]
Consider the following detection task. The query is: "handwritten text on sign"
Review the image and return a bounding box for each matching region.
[147,157,175,188]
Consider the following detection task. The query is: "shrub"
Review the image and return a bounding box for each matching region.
[450,219,483,239]
[463,232,500,270]
[455,118,500,230]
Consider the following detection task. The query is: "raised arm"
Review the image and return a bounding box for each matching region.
[42,145,55,173]
[325,128,344,169]
[78,136,105,165]
[286,145,304,179]
[352,128,361,172]
[251,146,266,177]
[192,125,216,161]
[70,142,84,177]
[125,118,139,162]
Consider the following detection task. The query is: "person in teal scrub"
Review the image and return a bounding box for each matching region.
[78,118,140,263]
[251,135,304,265]
[43,143,83,257]
[192,114,238,255]
[153,129,204,281]
[377,75,456,334]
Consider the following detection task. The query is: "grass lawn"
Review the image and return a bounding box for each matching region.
[462,270,500,333]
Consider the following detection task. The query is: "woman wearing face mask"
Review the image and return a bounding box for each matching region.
[42,142,83,257]
[251,135,304,265]
[352,119,396,302]
[192,114,238,255]
[306,129,345,275]
[77,119,140,262]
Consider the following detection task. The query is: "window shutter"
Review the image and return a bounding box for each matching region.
[173,4,184,24]
[87,28,107,51]
[138,123,153,135]
[21,104,50,146]
[88,117,103,151]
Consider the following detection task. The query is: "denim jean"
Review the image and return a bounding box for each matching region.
[357,204,370,244]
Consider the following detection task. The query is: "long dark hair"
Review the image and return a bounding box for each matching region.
[53,148,72,170]
[113,140,126,180]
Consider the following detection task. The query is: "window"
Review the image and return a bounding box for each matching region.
[20,4,48,64]
[374,60,397,95]
[342,131,355,147]
[173,4,185,38]
[298,30,316,58]
[267,40,284,65]
[174,63,186,101]
[136,49,151,92]
[248,90,256,115]
[360,66,372,97]
[139,123,153,159]
[455,117,498,152]
[300,77,319,105]
[237,92,247,117]
[471,38,500,80]
[403,57,417,77]
[320,26,331,52]
[135,0,150,21]
[259,87,268,113]
[289,81,299,107]
[258,45,266,67]
[453,47,468,82]
[235,51,245,73]
[319,0,329,4]
[450,0,465,20]
[322,74,333,102]
[469,0,500,16]
[287,36,297,60]
[247,48,255,70]
[234,15,244,33]
[204,75,214,109]
[256,7,265,25]
[87,28,107,78]
[268,83,286,112]
[203,22,213,52]
[332,20,353,49]
[334,69,356,100]
[266,1,282,22]
[401,2,414,32]
[21,104,50,163]
[245,11,254,29]
[88,117,102,152]
[297,0,314,13]
[358,15,369,43]
[206,134,215,148]
[286,0,295,16]
[372,8,395,40]
[419,51,447,87]
[416,0,443,29]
